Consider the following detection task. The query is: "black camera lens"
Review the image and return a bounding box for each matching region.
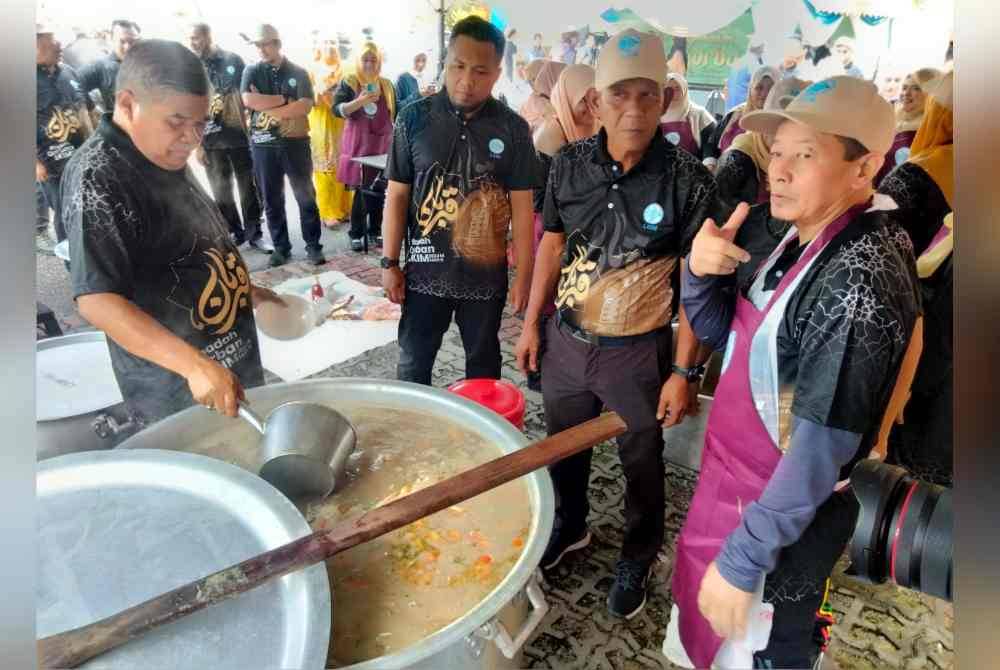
[847,460,952,601]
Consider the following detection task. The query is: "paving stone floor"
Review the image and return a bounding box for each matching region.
[37,235,953,670]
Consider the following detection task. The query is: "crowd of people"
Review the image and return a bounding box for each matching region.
[36,13,953,670]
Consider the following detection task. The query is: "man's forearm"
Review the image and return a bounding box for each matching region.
[77,293,205,380]
[242,92,285,111]
[680,258,737,352]
[523,232,564,327]
[382,182,410,260]
[673,305,705,368]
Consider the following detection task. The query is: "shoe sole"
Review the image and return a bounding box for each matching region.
[607,590,647,620]
[541,531,591,570]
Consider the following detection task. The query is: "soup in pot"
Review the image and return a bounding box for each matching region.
[184,404,533,666]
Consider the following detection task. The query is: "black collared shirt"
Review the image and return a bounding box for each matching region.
[63,115,263,426]
[201,47,249,149]
[37,64,87,175]
[240,57,314,146]
[386,89,543,300]
[544,127,721,335]
[78,54,121,112]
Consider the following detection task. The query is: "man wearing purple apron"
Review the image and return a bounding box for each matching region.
[515,29,721,620]
[663,77,921,669]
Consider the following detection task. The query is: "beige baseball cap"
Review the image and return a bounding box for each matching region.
[251,24,281,44]
[594,29,667,91]
[741,75,895,155]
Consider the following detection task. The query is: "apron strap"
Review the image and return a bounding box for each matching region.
[873,316,924,460]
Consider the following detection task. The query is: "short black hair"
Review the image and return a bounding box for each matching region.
[190,22,211,37]
[835,135,870,161]
[111,19,140,34]
[116,39,210,101]
[449,16,505,61]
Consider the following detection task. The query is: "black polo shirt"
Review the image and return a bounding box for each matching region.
[63,115,263,426]
[386,89,542,300]
[78,54,121,112]
[201,47,249,150]
[543,127,721,336]
[240,57,314,146]
[37,64,87,176]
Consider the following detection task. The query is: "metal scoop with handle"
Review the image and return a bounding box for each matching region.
[237,401,356,500]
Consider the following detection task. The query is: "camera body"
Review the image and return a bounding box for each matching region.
[847,460,952,602]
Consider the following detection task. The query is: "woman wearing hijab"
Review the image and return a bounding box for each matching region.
[714,77,810,212]
[874,67,941,186]
[309,38,353,227]
[525,64,599,392]
[879,72,954,487]
[703,65,780,172]
[659,73,716,159]
[333,42,397,251]
[518,59,566,133]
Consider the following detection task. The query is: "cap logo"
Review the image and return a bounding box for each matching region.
[618,35,641,58]
[801,79,836,103]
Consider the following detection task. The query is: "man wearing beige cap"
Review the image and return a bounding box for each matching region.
[663,76,921,669]
[240,24,324,267]
[514,28,720,618]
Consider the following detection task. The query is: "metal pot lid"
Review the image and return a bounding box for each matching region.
[37,449,331,670]
[36,331,124,421]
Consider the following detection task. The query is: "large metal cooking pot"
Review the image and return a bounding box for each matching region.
[36,331,135,460]
[118,378,555,670]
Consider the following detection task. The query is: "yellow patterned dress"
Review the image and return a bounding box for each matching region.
[309,56,353,225]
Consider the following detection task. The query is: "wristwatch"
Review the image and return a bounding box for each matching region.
[671,363,706,383]
[380,257,400,269]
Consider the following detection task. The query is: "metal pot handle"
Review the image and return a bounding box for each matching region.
[478,569,549,659]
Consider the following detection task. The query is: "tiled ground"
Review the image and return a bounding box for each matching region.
[37,240,953,669]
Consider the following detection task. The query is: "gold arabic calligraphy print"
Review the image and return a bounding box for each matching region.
[417,175,460,237]
[191,249,251,335]
[46,107,82,143]
[556,244,598,310]
[255,111,280,131]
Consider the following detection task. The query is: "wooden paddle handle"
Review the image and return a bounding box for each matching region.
[37,412,627,668]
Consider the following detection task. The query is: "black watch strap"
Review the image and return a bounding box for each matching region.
[380,257,400,268]
[671,363,705,382]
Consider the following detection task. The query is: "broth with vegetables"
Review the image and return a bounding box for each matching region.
[184,404,533,666]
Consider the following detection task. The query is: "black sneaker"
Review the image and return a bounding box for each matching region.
[268,249,290,267]
[249,237,274,254]
[306,247,325,266]
[350,238,365,252]
[540,525,591,570]
[607,559,650,619]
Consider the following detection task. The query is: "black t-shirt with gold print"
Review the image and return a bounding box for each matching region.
[37,64,87,177]
[64,115,263,426]
[240,57,314,146]
[387,89,543,300]
[544,128,721,337]
[201,47,250,150]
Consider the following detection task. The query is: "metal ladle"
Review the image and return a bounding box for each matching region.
[237,401,357,500]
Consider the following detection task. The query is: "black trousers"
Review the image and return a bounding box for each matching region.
[397,288,506,386]
[541,318,672,568]
[754,488,860,669]
[348,165,384,240]
[35,182,49,229]
[203,146,263,240]
[39,174,65,242]
[251,142,322,254]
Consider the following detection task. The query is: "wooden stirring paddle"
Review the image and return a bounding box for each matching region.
[38,412,627,668]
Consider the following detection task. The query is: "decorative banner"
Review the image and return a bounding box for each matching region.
[601,7,756,88]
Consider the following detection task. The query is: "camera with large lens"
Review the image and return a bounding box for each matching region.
[846,460,952,601]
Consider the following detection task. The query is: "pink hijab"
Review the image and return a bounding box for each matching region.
[519,60,567,132]
[550,64,597,143]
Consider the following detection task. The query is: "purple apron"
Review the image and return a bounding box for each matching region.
[670,208,858,668]
[718,117,745,155]
[876,130,917,186]
[661,120,699,156]
[337,91,393,187]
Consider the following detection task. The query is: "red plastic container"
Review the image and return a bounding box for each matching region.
[447,378,525,431]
